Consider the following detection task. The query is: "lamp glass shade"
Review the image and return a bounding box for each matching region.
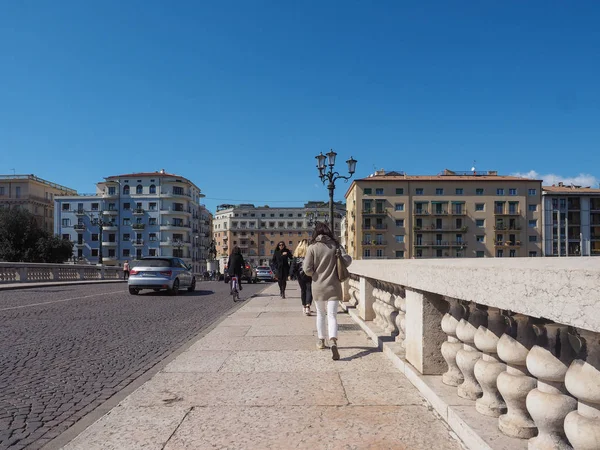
[315,152,327,169]
[326,149,337,166]
[347,156,357,174]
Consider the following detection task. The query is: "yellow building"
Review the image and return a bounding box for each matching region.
[345,169,543,259]
[0,174,76,233]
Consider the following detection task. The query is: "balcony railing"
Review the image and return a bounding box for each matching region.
[495,209,521,216]
[132,239,144,246]
[362,224,388,230]
[132,224,145,230]
[413,210,430,216]
[431,210,448,216]
[344,258,600,450]
[75,209,86,216]
[413,226,469,232]
[73,224,86,231]
[362,241,387,246]
[132,208,145,215]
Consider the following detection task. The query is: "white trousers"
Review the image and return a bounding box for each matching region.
[315,300,338,340]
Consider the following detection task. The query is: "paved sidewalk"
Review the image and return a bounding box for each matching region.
[62,282,463,450]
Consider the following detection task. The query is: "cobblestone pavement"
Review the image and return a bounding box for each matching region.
[0,280,268,449]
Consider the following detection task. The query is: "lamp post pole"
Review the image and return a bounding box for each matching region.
[315,150,357,236]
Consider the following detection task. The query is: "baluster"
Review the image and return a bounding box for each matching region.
[381,285,396,334]
[564,329,600,450]
[456,303,487,400]
[474,307,507,417]
[394,287,406,346]
[526,323,577,450]
[372,286,382,328]
[441,297,466,386]
[497,314,538,438]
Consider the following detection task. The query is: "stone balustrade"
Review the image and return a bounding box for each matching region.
[0,262,121,283]
[346,258,600,449]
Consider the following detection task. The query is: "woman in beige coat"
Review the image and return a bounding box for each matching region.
[304,222,352,360]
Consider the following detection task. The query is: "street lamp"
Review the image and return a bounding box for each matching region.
[315,149,357,234]
[91,212,114,265]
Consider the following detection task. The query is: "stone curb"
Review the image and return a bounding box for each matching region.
[0,280,126,291]
[340,302,526,450]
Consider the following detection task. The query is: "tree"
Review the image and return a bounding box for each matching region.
[0,208,73,263]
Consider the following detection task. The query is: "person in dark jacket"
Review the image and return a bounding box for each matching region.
[271,241,292,298]
[227,246,245,293]
[290,239,313,315]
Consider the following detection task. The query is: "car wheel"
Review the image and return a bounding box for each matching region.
[129,287,139,295]
[169,279,180,296]
[187,277,196,292]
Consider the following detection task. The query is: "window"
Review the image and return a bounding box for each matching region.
[149,202,157,211]
[509,189,517,196]
[123,185,130,195]
[455,188,463,195]
[149,249,156,256]
[416,188,424,195]
[395,235,404,243]
[476,235,485,242]
[476,188,484,196]
[497,188,504,195]
[476,251,485,257]
[528,189,537,196]
[476,219,485,227]
[149,218,157,225]
[364,188,372,195]
[149,184,156,194]
[62,218,71,227]
[363,249,371,258]
[123,234,130,241]
[475,203,485,212]
[376,249,384,257]
[436,188,444,195]
[149,233,157,241]
[123,218,131,226]
[496,249,504,257]
[108,203,116,211]
[123,202,131,210]
[529,235,537,242]
[529,251,538,257]
[396,188,404,195]
[395,251,404,258]
[136,185,143,194]
[528,220,537,228]
[0,187,4,195]
[91,233,99,241]
[123,249,130,257]
[91,203,99,211]
[394,203,404,212]
[62,203,70,211]
[395,219,404,227]
[375,188,384,195]
[91,249,98,257]
[528,204,537,212]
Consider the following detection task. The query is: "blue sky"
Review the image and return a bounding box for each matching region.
[1,1,599,212]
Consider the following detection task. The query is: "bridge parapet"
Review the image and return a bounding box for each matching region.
[0,262,121,283]
[346,258,600,449]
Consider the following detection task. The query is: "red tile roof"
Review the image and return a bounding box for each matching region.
[543,186,600,194]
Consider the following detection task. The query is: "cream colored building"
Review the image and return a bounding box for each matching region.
[542,183,600,257]
[0,174,77,233]
[213,201,345,270]
[345,169,543,259]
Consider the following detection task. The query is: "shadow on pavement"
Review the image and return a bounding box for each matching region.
[338,346,381,362]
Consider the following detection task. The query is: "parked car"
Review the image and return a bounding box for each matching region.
[224,263,257,284]
[128,257,196,295]
[256,265,275,282]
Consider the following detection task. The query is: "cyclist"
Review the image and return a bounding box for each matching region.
[227,246,245,294]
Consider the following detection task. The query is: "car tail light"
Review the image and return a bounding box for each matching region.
[159,270,172,277]
[130,269,139,275]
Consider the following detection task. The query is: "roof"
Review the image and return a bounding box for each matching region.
[354,175,541,182]
[106,171,181,179]
[543,185,600,194]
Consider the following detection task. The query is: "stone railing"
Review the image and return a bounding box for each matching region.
[0,263,122,283]
[345,258,600,450]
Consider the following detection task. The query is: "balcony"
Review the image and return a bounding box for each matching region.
[362,241,387,246]
[103,224,118,231]
[449,209,467,216]
[362,209,387,216]
[413,210,430,216]
[494,225,522,231]
[75,209,86,216]
[495,209,521,216]
[160,190,191,198]
[362,224,388,230]
[132,208,145,215]
[413,226,469,233]
[431,210,449,216]
[102,241,117,247]
[102,209,119,216]
[132,223,145,230]
[132,239,145,247]
[160,207,191,216]
[73,224,86,232]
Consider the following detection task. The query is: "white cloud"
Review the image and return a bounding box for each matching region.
[512,170,599,188]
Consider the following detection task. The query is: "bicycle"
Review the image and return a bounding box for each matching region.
[230,276,240,302]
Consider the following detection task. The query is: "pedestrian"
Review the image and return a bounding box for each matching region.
[123,260,130,280]
[271,241,292,298]
[304,222,352,361]
[290,239,313,316]
[227,246,245,293]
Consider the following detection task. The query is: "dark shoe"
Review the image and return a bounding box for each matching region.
[282,292,286,299]
[330,339,340,361]
[239,285,243,291]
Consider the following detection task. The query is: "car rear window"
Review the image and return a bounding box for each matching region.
[137,258,173,268]
[257,266,271,270]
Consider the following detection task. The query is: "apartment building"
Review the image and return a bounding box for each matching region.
[345,169,543,259]
[54,170,212,273]
[213,201,345,270]
[542,183,600,256]
[0,174,77,233]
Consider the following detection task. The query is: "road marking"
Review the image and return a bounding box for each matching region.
[0,290,127,311]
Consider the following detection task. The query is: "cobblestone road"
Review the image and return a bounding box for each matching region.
[0,281,267,449]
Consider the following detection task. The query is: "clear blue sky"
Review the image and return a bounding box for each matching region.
[1,1,599,212]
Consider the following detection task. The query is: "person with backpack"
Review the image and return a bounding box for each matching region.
[291,239,313,316]
[227,246,245,293]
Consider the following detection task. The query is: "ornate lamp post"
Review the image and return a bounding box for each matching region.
[315,150,357,234]
[91,212,113,265]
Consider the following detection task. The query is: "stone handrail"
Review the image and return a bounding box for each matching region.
[345,258,600,449]
[0,262,122,283]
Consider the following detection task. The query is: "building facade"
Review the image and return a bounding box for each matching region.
[0,174,77,233]
[542,183,600,257]
[213,201,345,270]
[54,170,212,273]
[345,169,543,259]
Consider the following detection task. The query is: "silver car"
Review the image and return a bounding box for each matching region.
[256,265,275,282]
[128,257,196,295]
